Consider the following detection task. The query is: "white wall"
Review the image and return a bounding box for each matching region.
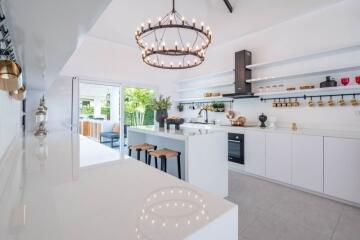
[0,91,21,159]
[26,76,73,133]
[177,0,360,131]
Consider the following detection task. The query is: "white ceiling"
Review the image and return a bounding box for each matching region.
[5,0,343,89]
[89,0,342,48]
[3,0,111,90]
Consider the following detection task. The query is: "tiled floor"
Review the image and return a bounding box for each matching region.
[227,170,360,240]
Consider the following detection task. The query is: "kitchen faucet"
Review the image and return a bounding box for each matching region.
[198,108,209,124]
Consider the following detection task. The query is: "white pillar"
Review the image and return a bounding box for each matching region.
[94,97,101,117]
[110,87,120,122]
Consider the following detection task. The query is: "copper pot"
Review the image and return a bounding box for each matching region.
[0,60,22,91]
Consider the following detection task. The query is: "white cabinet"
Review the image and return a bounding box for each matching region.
[292,135,323,192]
[266,133,292,184]
[324,137,360,204]
[245,131,266,176]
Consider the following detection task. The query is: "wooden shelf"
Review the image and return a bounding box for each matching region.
[254,85,360,97]
[176,82,234,93]
[246,43,360,70]
[175,96,233,103]
[246,65,360,83]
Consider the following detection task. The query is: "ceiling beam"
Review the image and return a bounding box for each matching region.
[223,0,233,13]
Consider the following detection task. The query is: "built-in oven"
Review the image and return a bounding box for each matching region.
[228,133,244,165]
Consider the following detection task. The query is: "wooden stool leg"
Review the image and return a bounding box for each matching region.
[177,153,181,179]
[155,157,158,168]
[145,150,148,164]
[136,149,141,160]
[148,155,151,166]
[128,148,132,157]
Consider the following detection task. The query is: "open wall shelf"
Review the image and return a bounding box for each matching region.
[255,85,360,97]
[177,69,234,83]
[246,43,360,70]
[176,82,234,93]
[246,65,360,83]
[175,96,233,104]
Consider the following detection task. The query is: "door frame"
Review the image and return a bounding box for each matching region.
[72,77,158,155]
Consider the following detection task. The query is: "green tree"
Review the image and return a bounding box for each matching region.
[124,88,155,126]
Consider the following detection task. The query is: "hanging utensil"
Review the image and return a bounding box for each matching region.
[328,96,335,106]
[226,101,235,120]
[339,95,346,106]
[351,94,358,106]
[308,97,315,107]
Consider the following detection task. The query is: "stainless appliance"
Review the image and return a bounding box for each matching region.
[228,133,244,165]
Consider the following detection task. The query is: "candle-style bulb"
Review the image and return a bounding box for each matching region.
[192,19,196,27]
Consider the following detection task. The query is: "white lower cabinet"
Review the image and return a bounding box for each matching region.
[324,137,360,204]
[266,133,292,184]
[292,135,323,192]
[245,131,266,176]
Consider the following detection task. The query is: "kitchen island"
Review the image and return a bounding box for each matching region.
[127,126,228,198]
[0,131,238,240]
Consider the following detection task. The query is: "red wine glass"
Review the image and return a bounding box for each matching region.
[356,76,360,85]
[341,77,350,86]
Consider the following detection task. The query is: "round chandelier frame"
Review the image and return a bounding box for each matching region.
[135,0,212,69]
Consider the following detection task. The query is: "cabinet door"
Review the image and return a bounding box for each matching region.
[324,137,360,204]
[245,131,266,176]
[266,133,292,184]
[292,135,323,192]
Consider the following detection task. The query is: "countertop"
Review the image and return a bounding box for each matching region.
[128,125,222,140]
[0,131,236,240]
[183,123,360,139]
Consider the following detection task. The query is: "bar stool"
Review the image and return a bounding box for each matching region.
[148,148,181,179]
[128,143,157,163]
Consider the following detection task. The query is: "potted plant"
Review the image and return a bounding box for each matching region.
[153,95,172,128]
[212,102,225,112]
[177,104,184,112]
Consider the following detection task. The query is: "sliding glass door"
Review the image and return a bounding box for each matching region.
[123,87,155,146]
[78,82,122,149]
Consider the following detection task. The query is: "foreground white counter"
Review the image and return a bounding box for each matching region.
[128,126,228,198]
[0,132,237,240]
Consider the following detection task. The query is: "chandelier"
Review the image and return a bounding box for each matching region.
[135,0,212,69]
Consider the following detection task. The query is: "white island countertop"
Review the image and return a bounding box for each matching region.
[128,125,221,140]
[0,131,237,240]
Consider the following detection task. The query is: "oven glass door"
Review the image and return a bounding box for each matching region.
[228,139,243,164]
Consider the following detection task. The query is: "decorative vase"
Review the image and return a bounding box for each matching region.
[259,113,267,128]
[156,109,168,128]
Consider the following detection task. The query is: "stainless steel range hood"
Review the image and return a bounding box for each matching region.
[223,50,258,99]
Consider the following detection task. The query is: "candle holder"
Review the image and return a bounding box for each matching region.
[34,96,48,136]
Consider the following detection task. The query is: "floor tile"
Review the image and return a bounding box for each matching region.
[332,205,360,240]
[228,171,360,240]
[241,211,286,240]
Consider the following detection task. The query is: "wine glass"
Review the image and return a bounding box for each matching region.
[356,76,360,85]
[341,77,350,86]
